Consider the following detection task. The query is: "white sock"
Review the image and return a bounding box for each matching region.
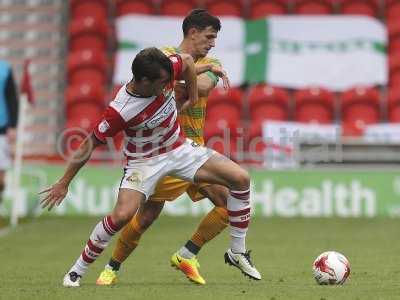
[178,246,195,259]
[227,189,251,254]
[69,215,119,276]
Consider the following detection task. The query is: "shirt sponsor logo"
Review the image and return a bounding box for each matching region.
[145,99,175,129]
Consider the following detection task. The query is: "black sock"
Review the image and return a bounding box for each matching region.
[108,259,121,271]
[185,240,201,255]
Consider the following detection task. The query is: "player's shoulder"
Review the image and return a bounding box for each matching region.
[160,46,180,56]
[198,56,221,67]
[110,86,137,111]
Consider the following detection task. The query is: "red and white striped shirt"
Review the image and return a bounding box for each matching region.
[93,54,185,159]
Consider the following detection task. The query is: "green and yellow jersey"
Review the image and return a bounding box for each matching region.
[161,46,221,145]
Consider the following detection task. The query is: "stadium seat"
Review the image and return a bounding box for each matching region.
[206,87,243,123]
[389,55,400,87]
[388,87,400,122]
[245,120,293,165]
[249,0,288,19]
[388,20,400,55]
[341,87,380,136]
[65,84,105,124]
[160,0,196,16]
[386,0,400,21]
[70,0,108,20]
[248,84,290,122]
[69,17,109,52]
[294,0,334,14]
[67,50,108,86]
[294,87,334,124]
[204,119,240,160]
[205,0,243,17]
[115,0,156,16]
[340,0,379,17]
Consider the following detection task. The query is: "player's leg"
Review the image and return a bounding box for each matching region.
[193,153,261,280]
[176,184,228,259]
[63,188,145,287]
[96,200,164,285]
[170,184,228,285]
[97,177,189,285]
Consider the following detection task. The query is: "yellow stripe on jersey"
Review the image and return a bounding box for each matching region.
[160,46,221,145]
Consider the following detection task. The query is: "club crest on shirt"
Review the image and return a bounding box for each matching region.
[126,170,143,189]
[98,120,110,133]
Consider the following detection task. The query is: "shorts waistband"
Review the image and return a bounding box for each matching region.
[126,137,185,161]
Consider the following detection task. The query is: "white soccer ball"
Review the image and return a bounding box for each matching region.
[312,251,350,285]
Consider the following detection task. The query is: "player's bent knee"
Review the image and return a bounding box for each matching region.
[111,210,135,228]
[229,169,250,191]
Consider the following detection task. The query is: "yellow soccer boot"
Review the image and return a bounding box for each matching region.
[170,252,206,285]
[96,267,117,286]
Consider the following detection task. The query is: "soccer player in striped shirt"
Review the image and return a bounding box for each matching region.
[40,47,260,287]
[97,9,256,286]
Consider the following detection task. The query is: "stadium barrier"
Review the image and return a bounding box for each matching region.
[3,164,400,219]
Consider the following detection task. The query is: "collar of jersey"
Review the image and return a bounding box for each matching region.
[125,84,148,98]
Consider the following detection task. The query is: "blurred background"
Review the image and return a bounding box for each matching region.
[1,0,400,223]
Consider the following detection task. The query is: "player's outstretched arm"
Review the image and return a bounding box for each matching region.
[39,134,102,211]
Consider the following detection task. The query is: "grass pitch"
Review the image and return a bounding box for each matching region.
[0,216,399,300]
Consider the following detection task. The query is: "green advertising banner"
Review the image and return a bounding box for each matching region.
[2,164,400,218]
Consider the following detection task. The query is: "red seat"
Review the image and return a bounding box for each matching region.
[67,50,108,85]
[294,87,334,124]
[69,17,109,52]
[204,120,240,160]
[386,0,400,21]
[65,117,100,151]
[389,55,400,87]
[160,0,196,16]
[115,0,156,16]
[205,0,243,17]
[340,0,379,17]
[66,83,106,109]
[249,0,288,19]
[389,20,400,55]
[206,87,243,123]
[70,0,108,20]
[245,120,293,165]
[294,0,334,14]
[388,87,400,122]
[248,84,290,122]
[341,87,380,136]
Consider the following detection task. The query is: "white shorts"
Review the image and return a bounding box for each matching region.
[120,138,216,200]
[0,135,11,170]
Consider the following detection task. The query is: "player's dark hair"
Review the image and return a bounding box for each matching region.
[131,47,173,82]
[182,9,221,36]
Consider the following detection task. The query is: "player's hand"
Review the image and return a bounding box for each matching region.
[210,66,230,90]
[39,182,69,211]
[174,81,188,101]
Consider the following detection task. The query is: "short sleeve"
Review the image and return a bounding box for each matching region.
[93,106,127,143]
[169,54,183,80]
[205,57,222,85]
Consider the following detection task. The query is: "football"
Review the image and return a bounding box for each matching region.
[313,251,350,285]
